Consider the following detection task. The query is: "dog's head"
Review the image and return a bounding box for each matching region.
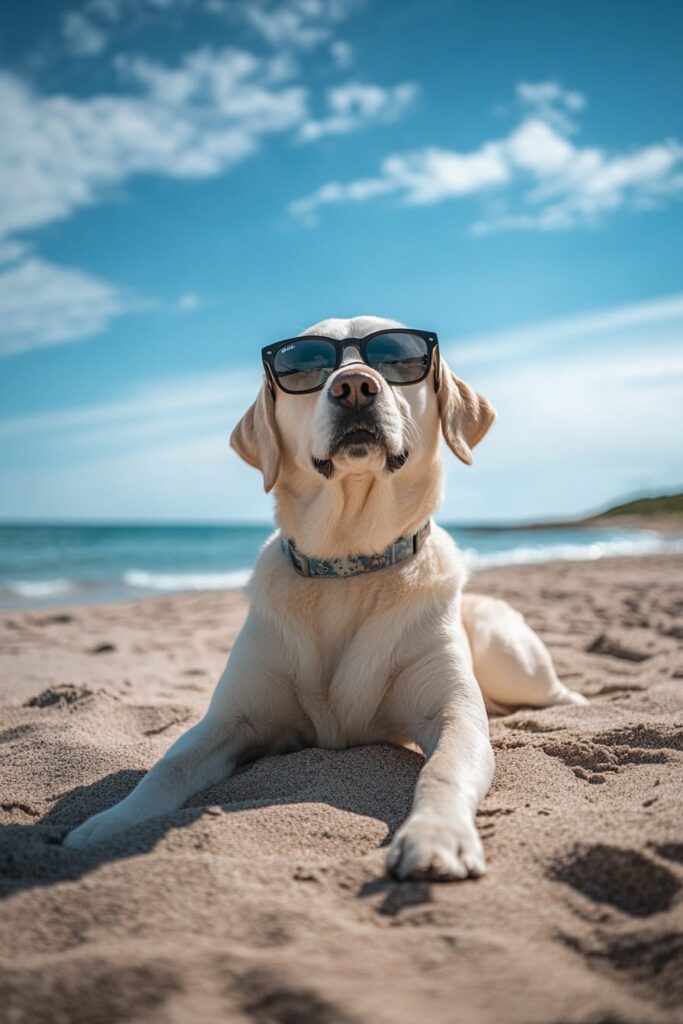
[231,315,495,494]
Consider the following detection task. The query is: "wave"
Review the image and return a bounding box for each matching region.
[463,532,683,569]
[1,569,252,602]
[4,578,75,598]
[123,568,252,592]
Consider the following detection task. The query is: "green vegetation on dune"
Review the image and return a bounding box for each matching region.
[596,493,683,518]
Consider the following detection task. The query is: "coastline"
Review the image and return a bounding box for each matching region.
[2,553,682,1022]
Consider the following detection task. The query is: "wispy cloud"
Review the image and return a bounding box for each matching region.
[298,81,417,142]
[0,51,306,241]
[441,294,683,520]
[62,10,107,56]
[0,361,270,520]
[329,39,353,69]
[447,292,683,366]
[176,291,202,311]
[0,257,142,358]
[515,81,585,133]
[0,367,258,442]
[290,80,683,229]
[2,294,681,522]
[443,338,683,522]
[58,1,361,61]
[289,142,509,218]
[243,0,358,50]
[0,239,28,265]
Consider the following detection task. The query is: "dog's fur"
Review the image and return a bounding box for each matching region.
[65,315,585,880]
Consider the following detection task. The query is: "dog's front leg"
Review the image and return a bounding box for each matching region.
[64,615,291,849]
[386,651,494,881]
[63,715,239,849]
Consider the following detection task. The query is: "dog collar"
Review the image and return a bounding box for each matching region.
[281,521,431,579]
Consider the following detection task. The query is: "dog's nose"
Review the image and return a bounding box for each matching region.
[328,369,379,410]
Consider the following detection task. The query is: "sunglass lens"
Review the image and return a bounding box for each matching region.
[365,332,430,384]
[272,339,337,392]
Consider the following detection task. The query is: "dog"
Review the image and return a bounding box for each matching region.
[65,315,585,880]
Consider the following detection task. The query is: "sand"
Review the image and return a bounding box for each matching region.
[1,554,682,1024]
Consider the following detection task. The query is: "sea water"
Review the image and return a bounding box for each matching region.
[0,522,680,609]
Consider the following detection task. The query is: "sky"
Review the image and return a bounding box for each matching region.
[0,0,681,525]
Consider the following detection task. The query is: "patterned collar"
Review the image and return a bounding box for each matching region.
[281,521,431,579]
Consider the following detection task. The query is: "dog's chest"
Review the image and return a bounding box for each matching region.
[283,587,406,747]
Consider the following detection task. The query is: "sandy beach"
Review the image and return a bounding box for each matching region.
[1,554,682,1024]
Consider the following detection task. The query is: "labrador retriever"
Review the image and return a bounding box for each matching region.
[65,315,585,880]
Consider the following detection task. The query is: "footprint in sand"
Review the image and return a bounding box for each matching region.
[234,967,357,1024]
[24,685,94,708]
[649,842,683,865]
[560,928,683,1009]
[0,959,182,1023]
[541,723,683,784]
[89,642,116,655]
[586,633,652,663]
[549,842,680,917]
[555,843,683,1009]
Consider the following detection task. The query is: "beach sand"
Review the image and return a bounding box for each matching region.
[1,554,682,1023]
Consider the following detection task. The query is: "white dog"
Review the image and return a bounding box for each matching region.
[65,316,585,880]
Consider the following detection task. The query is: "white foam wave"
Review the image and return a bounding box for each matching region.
[463,533,683,569]
[5,578,74,598]
[123,568,252,592]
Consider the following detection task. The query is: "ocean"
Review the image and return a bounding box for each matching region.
[1,521,681,610]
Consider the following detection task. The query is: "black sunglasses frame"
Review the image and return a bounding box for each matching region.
[261,329,440,396]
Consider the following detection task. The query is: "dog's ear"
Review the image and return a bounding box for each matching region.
[230,379,281,492]
[436,357,496,465]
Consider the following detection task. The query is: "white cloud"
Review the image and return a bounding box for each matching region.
[290,81,683,230]
[62,11,107,56]
[0,50,307,241]
[89,0,125,20]
[177,291,202,311]
[298,81,417,141]
[329,39,353,69]
[246,5,330,48]
[0,239,28,265]
[244,0,358,50]
[516,80,585,133]
[290,141,508,219]
[0,258,138,357]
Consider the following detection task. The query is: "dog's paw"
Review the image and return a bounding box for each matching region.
[63,808,135,850]
[386,812,486,882]
[561,689,589,706]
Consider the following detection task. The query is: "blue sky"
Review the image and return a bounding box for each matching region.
[0,0,681,523]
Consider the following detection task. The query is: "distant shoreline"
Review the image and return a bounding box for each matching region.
[453,491,683,534]
[454,514,683,534]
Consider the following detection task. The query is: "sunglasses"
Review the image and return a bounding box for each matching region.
[262,329,440,395]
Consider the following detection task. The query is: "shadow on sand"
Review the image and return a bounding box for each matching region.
[0,743,427,902]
